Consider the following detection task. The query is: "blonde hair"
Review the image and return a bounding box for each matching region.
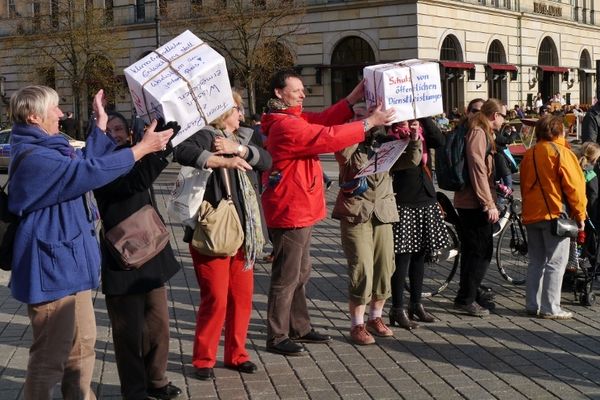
[10,85,59,125]
[578,141,600,170]
[211,89,243,131]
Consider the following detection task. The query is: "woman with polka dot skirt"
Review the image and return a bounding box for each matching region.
[388,117,450,330]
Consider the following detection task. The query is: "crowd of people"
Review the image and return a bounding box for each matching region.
[5,70,595,399]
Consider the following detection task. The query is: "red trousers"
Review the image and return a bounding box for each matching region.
[189,246,253,368]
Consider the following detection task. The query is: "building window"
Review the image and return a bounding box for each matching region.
[136,0,145,21]
[330,36,375,104]
[51,0,59,27]
[8,0,16,17]
[105,0,113,23]
[38,67,56,88]
[439,35,465,115]
[538,37,560,103]
[486,40,508,104]
[32,1,41,30]
[580,49,592,105]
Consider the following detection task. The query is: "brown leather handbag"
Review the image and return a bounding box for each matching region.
[104,205,170,269]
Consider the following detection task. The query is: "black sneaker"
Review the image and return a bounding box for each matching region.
[454,302,490,317]
[147,382,182,399]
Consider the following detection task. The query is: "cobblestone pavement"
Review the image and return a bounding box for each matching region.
[1,160,600,399]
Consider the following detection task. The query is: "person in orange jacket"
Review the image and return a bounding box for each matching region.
[520,115,587,320]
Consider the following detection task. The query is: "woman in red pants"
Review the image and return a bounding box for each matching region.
[174,92,271,380]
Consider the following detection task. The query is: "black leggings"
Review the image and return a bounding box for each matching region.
[390,250,426,308]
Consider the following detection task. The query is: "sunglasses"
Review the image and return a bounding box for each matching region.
[497,112,507,119]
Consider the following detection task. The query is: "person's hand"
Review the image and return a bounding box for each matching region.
[578,220,585,231]
[365,103,396,128]
[346,79,365,106]
[131,119,173,161]
[92,89,108,132]
[214,136,242,155]
[487,207,500,223]
[409,120,420,140]
[207,154,252,171]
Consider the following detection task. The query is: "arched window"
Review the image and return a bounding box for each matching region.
[330,36,375,103]
[539,37,558,66]
[538,37,559,103]
[440,35,462,62]
[487,40,506,64]
[439,35,465,115]
[580,49,593,105]
[487,40,508,103]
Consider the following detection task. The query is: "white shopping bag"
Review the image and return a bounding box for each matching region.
[168,166,212,228]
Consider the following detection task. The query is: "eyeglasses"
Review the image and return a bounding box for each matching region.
[497,112,507,119]
[233,106,241,112]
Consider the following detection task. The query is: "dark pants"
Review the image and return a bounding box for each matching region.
[266,226,313,346]
[455,208,493,305]
[391,250,426,308]
[106,286,170,400]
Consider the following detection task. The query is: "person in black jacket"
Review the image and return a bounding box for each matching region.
[174,91,271,380]
[494,124,519,189]
[388,117,450,330]
[94,112,182,400]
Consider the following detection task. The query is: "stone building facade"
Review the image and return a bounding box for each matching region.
[0,0,598,123]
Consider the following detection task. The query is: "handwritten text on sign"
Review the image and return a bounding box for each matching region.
[355,139,410,178]
[124,30,234,146]
[364,60,443,123]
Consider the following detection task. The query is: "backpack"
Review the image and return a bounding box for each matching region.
[435,123,470,191]
[435,123,492,191]
[0,150,32,271]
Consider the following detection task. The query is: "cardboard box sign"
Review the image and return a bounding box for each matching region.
[363,59,443,123]
[124,30,234,146]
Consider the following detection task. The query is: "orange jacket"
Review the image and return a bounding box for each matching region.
[520,137,586,225]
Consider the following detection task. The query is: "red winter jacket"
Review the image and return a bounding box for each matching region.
[261,99,364,228]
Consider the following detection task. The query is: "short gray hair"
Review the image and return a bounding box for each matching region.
[10,85,59,125]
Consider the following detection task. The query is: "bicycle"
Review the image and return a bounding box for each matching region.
[494,194,528,285]
[418,191,527,298]
[418,192,461,298]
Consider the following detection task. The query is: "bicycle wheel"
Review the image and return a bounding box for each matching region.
[419,222,461,297]
[496,218,528,285]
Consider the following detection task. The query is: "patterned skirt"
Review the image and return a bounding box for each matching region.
[392,203,450,254]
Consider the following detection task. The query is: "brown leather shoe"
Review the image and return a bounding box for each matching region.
[366,317,394,337]
[350,324,375,345]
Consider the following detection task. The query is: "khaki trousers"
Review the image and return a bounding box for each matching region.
[340,218,395,304]
[25,290,97,400]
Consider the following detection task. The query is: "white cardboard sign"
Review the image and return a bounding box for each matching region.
[354,139,410,178]
[124,30,234,146]
[364,59,443,123]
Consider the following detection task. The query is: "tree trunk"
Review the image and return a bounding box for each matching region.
[248,79,256,117]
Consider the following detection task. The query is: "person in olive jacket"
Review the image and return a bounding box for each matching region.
[333,104,422,346]
[94,112,182,400]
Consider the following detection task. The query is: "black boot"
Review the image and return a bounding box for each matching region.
[408,303,435,323]
[388,307,419,330]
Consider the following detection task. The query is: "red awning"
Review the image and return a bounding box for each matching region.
[487,63,518,72]
[538,65,569,73]
[439,61,475,70]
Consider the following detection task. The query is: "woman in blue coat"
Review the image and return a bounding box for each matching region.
[8,86,172,400]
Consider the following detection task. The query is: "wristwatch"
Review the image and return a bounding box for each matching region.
[363,119,371,132]
[236,144,244,156]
